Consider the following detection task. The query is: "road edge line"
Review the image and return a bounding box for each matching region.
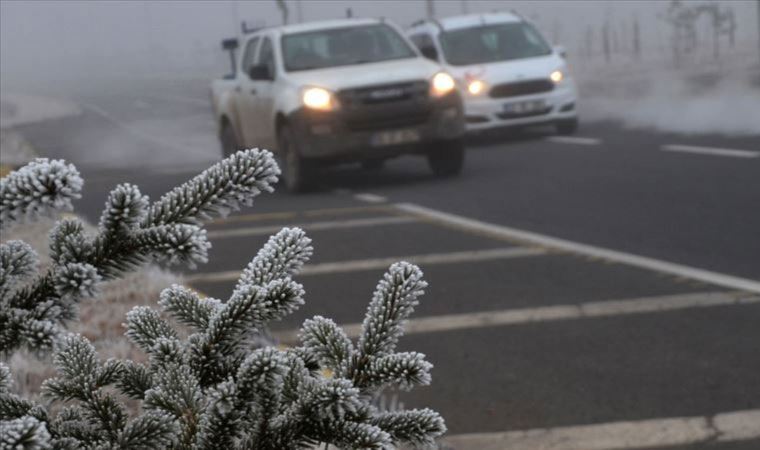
[440,409,760,450]
[395,203,760,294]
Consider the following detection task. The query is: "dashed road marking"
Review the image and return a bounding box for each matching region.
[396,203,760,294]
[662,144,760,159]
[273,291,758,342]
[207,216,415,239]
[545,136,601,145]
[441,409,760,450]
[185,247,545,284]
[354,193,388,203]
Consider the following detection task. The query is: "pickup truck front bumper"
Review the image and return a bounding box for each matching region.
[285,91,464,163]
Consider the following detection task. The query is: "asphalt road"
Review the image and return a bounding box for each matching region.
[11,79,760,449]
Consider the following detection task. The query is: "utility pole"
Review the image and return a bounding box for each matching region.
[426,0,435,19]
[275,0,289,25]
[295,0,303,23]
[757,0,760,64]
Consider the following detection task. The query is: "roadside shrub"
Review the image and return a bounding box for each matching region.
[0,151,444,449]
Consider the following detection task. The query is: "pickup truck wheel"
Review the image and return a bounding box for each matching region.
[361,159,385,171]
[277,126,311,193]
[220,123,238,158]
[428,139,465,177]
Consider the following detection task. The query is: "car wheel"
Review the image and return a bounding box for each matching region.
[220,122,239,158]
[277,125,311,193]
[555,118,579,135]
[428,139,465,177]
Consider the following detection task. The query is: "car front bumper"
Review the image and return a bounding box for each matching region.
[463,81,578,131]
[286,92,464,162]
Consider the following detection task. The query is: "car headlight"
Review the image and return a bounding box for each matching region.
[430,72,456,97]
[467,79,487,95]
[550,70,564,83]
[302,87,338,111]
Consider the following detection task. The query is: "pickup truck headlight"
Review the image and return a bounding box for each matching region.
[430,72,456,97]
[302,87,338,111]
[550,70,564,83]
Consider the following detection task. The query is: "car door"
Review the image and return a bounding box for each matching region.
[237,36,261,147]
[250,36,277,150]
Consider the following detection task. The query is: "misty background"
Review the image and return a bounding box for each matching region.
[2,0,760,135]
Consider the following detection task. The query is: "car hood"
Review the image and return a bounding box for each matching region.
[284,58,442,90]
[447,53,564,84]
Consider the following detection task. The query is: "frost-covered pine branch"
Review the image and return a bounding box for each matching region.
[2,151,445,448]
[0,149,279,355]
[0,158,83,231]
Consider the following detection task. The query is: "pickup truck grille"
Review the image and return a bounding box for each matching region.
[490,79,554,98]
[338,80,429,107]
[338,80,431,132]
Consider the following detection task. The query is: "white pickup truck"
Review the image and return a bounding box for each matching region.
[210,18,465,192]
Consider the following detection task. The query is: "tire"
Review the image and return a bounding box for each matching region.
[428,139,465,177]
[361,159,385,171]
[277,125,311,193]
[555,118,579,135]
[219,122,239,158]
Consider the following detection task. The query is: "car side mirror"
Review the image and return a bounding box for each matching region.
[554,45,567,59]
[248,64,273,81]
[420,45,438,61]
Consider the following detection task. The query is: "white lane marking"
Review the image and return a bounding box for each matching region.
[273,291,758,342]
[662,144,760,159]
[207,216,415,239]
[396,203,760,294]
[184,247,545,284]
[441,409,760,450]
[545,136,601,145]
[354,193,387,203]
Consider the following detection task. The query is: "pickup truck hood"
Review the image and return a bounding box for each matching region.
[448,54,564,84]
[285,58,441,90]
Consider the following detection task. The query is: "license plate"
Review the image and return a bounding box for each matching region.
[503,100,546,114]
[370,129,420,147]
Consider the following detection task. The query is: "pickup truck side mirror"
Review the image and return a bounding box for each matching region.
[248,64,273,81]
[554,45,567,59]
[222,38,239,51]
[419,44,438,61]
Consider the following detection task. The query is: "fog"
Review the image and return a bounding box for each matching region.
[2,0,759,135]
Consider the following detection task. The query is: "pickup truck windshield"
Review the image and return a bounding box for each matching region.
[282,24,417,72]
[440,22,552,66]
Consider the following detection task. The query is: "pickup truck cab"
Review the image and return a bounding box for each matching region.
[407,12,578,135]
[211,18,465,192]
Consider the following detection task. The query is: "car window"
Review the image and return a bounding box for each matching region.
[440,22,552,65]
[282,24,416,72]
[256,37,276,78]
[241,36,260,74]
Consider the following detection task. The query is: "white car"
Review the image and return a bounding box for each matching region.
[211,18,466,192]
[407,12,579,134]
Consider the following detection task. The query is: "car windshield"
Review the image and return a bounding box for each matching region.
[440,22,552,65]
[282,24,417,71]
